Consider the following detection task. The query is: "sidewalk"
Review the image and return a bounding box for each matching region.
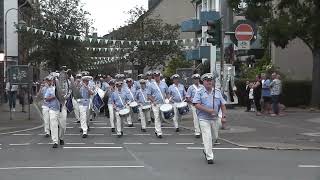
[0,103,43,134]
[179,107,320,150]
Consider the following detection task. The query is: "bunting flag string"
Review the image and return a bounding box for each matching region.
[19,26,204,46]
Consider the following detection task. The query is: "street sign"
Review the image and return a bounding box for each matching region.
[235,23,254,41]
[237,41,251,50]
[8,65,32,85]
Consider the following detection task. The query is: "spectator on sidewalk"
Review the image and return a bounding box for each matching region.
[249,82,255,112]
[253,75,262,116]
[245,81,251,112]
[270,72,282,116]
[18,85,28,113]
[5,81,19,112]
[261,73,272,114]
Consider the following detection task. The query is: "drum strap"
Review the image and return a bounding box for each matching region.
[117,92,125,107]
[128,88,135,100]
[174,85,183,102]
[154,82,165,101]
[140,89,147,103]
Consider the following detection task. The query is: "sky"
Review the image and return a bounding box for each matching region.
[82,0,148,36]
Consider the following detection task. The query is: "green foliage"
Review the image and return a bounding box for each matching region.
[164,56,193,77]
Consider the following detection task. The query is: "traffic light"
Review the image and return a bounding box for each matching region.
[206,19,221,46]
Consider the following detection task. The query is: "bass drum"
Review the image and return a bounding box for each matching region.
[160,104,174,120]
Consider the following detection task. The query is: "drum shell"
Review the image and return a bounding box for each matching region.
[176,102,189,115]
[119,108,130,117]
[129,102,139,113]
[160,104,174,120]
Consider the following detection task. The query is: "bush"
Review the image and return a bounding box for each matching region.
[235,80,312,107]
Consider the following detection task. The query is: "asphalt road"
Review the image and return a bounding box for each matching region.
[0,115,319,180]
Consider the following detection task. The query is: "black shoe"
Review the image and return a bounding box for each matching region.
[90,119,93,122]
[141,128,147,132]
[82,134,88,138]
[207,159,214,164]
[52,143,58,148]
[157,135,162,139]
[128,124,134,127]
[77,120,80,123]
[195,135,201,138]
[175,128,180,132]
[45,134,50,138]
[117,132,123,138]
[111,128,115,132]
[151,118,155,123]
[88,126,90,131]
[147,121,151,125]
[80,129,83,133]
[59,139,64,145]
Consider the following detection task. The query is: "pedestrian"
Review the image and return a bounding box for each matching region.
[43,76,60,148]
[253,75,262,115]
[147,70,169,138]
[168,74,187,132]
[270,73,282,116]
[261,73,272,114]
[245,81,251,112]
[135,79,151,132]
[18,85,28,113]
[38,77,50,137]
[106,79,116,132]
[249,82,255,112]
[5,80,19,111]
[193,73,227,164]
[186,73,204,138]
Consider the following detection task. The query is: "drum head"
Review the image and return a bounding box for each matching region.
[119,108,130,116]
[129,101,138,107]
[176,102,188,108]
[160,104,173,112]
[142,105,151,110]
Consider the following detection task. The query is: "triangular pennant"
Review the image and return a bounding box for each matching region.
[152,41,155,45]
[136,40,140,45]
[183,39,186,44]
[73,36,77,40]
[86,47,90,51]
[26,27,31,31]
[97,39,101,43]
[198,37,202,42]
[41,30,46,35]
[160,41,163,45]
[49,32,54,37]
[104,48,107,52]
[167,40,171,44]
[128,41,132,45]
[98,48,101,51]
[190,38,194,43]
[112,40,116,44]
[175,40,179,44]
[34,28,38,33]
[110,48,114,52]
[116,48,119,51]
[89,38,93,43]
[57,33,62,38]
[144,41,148,45]
[105,40,109,44]
[93,48,96,51]
[66,35,69,39]
[121,40,124,45]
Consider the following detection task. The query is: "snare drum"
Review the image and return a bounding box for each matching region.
[141,105,151,111]
[160,104,174,120]
[129,101,139,113]
[119,108,130,117]
[176,102,189,115]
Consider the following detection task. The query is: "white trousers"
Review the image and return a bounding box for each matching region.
[49,109,60,144]
[126,107,133,125]
[199,119,220,160]
[58,105,67,140]
[151,104,162,135]
[172,103,181,129]
[115,111,125,135]
[42,106,50,134]
[107,104,115,128]
[190,105,201,135]
[138,107,150,129]
[72,98,80,121]
[79,105,88,134]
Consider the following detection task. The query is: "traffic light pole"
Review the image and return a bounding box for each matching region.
[220,18,224,92]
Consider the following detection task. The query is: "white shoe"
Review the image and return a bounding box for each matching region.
[12,108,16,112]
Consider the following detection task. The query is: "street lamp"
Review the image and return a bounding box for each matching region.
[4,0,28,82]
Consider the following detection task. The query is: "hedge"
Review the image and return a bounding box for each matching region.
[235,80,312,107]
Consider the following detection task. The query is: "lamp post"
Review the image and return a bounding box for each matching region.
[4,0,28,82]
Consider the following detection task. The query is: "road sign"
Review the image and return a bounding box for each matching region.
[8,65,32,85]
[235,23,254,41]
[238,41,251,50]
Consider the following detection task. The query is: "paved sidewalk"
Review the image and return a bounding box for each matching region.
[178,107,320,150]
[0,103,43,134]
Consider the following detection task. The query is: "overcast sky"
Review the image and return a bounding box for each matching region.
[82,0,148,36]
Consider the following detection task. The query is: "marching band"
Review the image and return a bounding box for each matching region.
[36,67,227,164]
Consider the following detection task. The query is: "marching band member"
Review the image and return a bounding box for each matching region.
[145,71,155,123]
[107,79,116,132]
[43,76,60,148]
[168,74,187,132]
[193,73,227,164]
[78,76,94,138]
[125,78,138,127]
[186,74,204,138]
[147,70,169,138]
[111,81,130,137]
[38,77,50,137]
[72,73,82,123]
[135,79,150,132]
[87,75,96,123]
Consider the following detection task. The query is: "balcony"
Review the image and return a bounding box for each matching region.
[181,19,201,32]
[185,49,200,61]
[200,11,220,26]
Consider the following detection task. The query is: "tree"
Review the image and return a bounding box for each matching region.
[19,0,93,72]
[164,56,193,77]
[228,0,320,107]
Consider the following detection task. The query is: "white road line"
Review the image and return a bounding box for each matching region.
[123,142,143,145]
[133,134,151,136]
[65,143,86,145]
[89,127,109,129]
[9,143,31,146]
[298,165,320,168]
[0,148,2,149]
[178,134,193,136]
[0,165,145,170]
[146,127,175,129]
[63,147,123,149]
[124,127,136,129]
[65,134,81,136]
[149,143,169,145]
[66,127,74,129]
[163,134,172,136]
[0,144,2,145]
[176,143,195,145]
[12,134,32,136]
[37,143,53,145]
[88,134,105,136]
[186,147,249,150]
[111,134,128,136]
[94,142,115,145]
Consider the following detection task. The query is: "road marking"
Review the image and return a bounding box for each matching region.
[111,134,128,136]
[63,146,123,149]
[124,127,136,129]
[65,134,81,136]
[149,143,169,145]
[12,134,32,136]
[66,127,74,129]
[298,165,320,168]
[163,134,172,136]
[65,143,86,145]
[94,142,115,145]
[0,165,145,170]
[37,143,53,145]
[178,134,194,136]
[88,134,105,136]
[176,143,195,145]
[146,127,175,129]
[89,127,109,129]
[133,134,151,136]
[123,142,143,145]
[186,147,249,150]
[9,143,31,146]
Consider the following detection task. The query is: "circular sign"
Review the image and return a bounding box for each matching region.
[235,24,254,41]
